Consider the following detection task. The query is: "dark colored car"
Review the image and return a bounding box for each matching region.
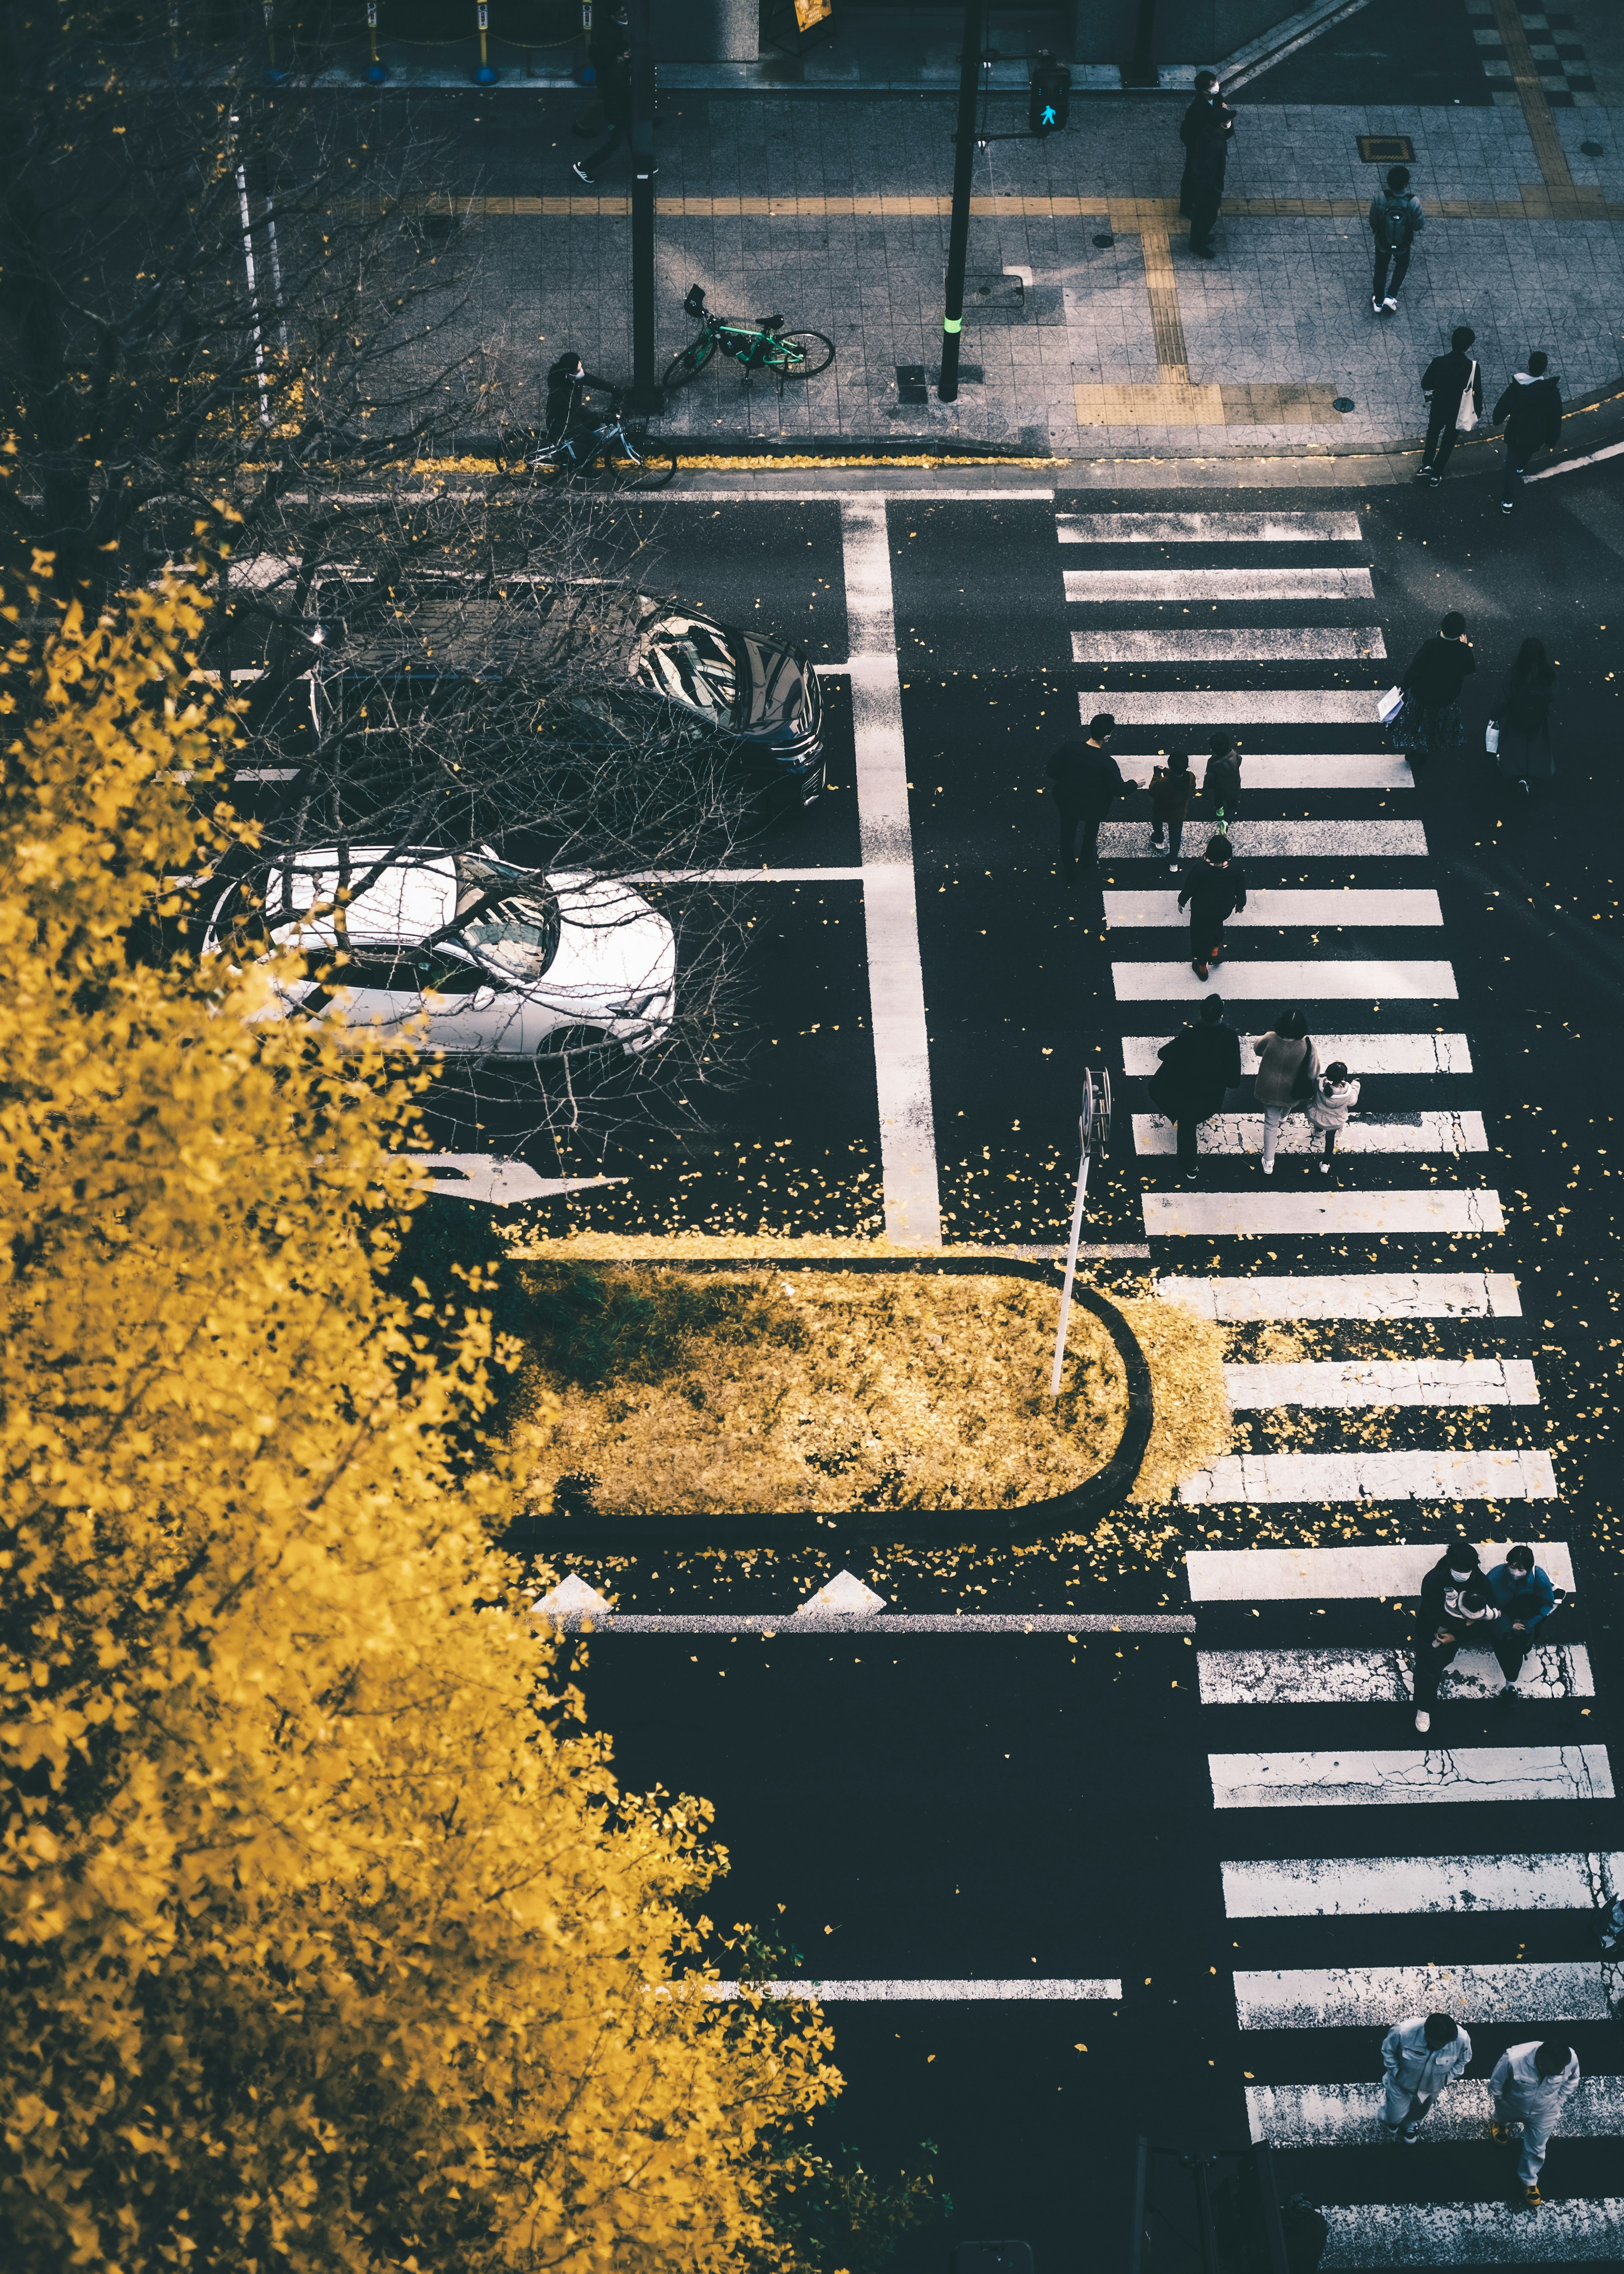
[627,601,824,804]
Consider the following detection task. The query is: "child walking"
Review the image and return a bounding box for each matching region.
[1306,1060,1359,1173]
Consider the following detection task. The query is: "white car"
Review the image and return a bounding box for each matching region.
[203,848,675,1057]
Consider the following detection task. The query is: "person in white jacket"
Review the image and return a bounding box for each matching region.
[1491,2038,1580,2205]
[1380,2012,1473,2142]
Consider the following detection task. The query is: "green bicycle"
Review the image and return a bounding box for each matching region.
[661,284,836,391]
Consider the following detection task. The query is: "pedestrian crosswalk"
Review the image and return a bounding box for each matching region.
[1056,494,1617,2257]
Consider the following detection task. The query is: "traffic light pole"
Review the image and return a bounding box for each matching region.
[938,0,985,404]
[626,0,663,413]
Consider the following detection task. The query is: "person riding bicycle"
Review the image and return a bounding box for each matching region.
[544,351,620,458]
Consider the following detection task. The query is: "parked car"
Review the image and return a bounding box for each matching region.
[625,602,823,802]
[203,847,675,1058]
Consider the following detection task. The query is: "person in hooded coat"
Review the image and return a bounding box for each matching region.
[1150,994,1241,1181]
[1493,351,1562,513]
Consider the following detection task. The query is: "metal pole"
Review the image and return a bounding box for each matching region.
[231,119,272,430]
[1049,1068,1095,1402]
[938,0,984,403]
[626,0,663,412]
[1126,0,1158,87]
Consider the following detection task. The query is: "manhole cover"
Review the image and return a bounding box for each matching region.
[1358,134,1415,163]
[1581,139,1604,156]
[1333,396,1355,414]
[895,363,929,406]
[1092,232,1114,247]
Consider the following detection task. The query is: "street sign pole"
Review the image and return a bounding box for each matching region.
[626,0,663,413]
[938,0,985,404]
[1049,1067,1112,1402]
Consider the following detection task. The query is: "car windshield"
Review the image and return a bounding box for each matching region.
[453,853,562,980]
[631,613,739,725]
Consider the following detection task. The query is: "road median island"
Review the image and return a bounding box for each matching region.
[498,1245,1232,1550]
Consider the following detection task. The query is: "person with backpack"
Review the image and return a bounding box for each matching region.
[1203,733,1242,826]
[1416,325,1483,486]
[1148,750,1196,868]
[1490,636,1557,796]
[1178,834,1246,983]
[1380,2012,1474,2144]
[1150,994,1242,1181]
[1412,1538,1497,1732]
[1493,352,1563,513]
[1369,164,1424,315]
[1249,1011,1316,1175]
[1304,1060,1359,1175]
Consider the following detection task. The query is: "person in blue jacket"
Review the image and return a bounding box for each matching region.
[1486,1543,1557,1697]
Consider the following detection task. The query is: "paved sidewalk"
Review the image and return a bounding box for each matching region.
[458,84,1624,458]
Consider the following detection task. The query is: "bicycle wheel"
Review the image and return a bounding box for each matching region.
[764,330,836,379]
[612,428,677,491]
[661,335,718,390]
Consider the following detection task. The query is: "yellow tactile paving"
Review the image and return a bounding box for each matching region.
[1072,380,1343,427]
[421,192,1624,224]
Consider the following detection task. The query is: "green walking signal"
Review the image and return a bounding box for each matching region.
[1028,57,1072,136]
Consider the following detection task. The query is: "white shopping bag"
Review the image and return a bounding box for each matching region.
[1456,360,1479,433]
[1377,685,1404,725]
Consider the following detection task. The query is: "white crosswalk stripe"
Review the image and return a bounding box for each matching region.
[1116,961,1459,1002]
[1145,1189,1505,1236]
[1323,2199,1624,2266]
[1105,888,1442,928]
[1100,819,1428,857]
[1234,1961,1616,2029]
[1220,1357,1537,1407]
[1187,1543,1576,1598]
[1072,627,1387,663]
[1125,1037,1476,1078]
[1064,566,1376,600]
[1180,1450,1557,1503]
[1158,1270,1513,1316]
[1210,1746,1613,1810]
[1087,690,1385,725]
[1199,1644,1590,1704]
[1221,1853,1624,1918]
[1058,510,1364,543]
[1135,1111,1485,1155]
[1247,2077,1624,2147]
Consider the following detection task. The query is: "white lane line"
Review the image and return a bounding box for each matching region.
[1198,1643,1591,1705]
[1144,1188,1504,1237]
[1221,1357,1538,1408]
[1064,566,1374,600]
[1135,1112,1486,1156]
[1528,439,1624,481]
[675,488,1056,503]
[1221,1851,1624,1918]
[1114,961,1457,1001]
[1248,2078,1624,2148]
[628,866,868,882]
[1105,888,1441,928]
[1085,691,1384,726]
[1125,1035,1474,1076]
[842,502,940,1248]
[705,1977,1122,2001]
[1072,628,1386,663]
[1159,1269,1517,1319]
[1212,1747,1614,1810]
[1323,2197,1624,2267]
[1100,820,1427,857]
[1057,511,1364,543]
[1235,1959,1616,2028]
[1180,1450,1558,1503]
[1187,1541,1575,1600]
[554,1613,1197,1634]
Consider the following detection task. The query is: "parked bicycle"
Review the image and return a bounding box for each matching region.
[515,392,675,489]
[661,285,835,392]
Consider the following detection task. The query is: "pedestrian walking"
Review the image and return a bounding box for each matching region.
[1411,1537,1496,1733]
[1304,1060,1359,1175]
[1203,733,1243,825]
[1415,326,1483,486]
[1179,70,1234,258]
[1485,1542,1558,1697]
[572,11,635,183]
[1489,636,1556,796]
[1379,2012,1473,2144]
[1369,164,1424,315]
[1047,714,1136,879]
[573,0,629,136]
[1392,610,1475,769]
[1148,750,1196,869]
[1491,2039,1580,2208]
[1149,995,1241,1181]
[1493,352,1562,513]
[1250,1011,1317,1175]
[1179,834,1246,982]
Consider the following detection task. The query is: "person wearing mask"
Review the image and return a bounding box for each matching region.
[1148,750,1196,869]
[1250,1011,1316,1176]
[1490,636,1557,797]
[1486,1543,1558,1698]
[1416,325,1483,486]
[1493,351,1563,514]
[1394,610,1475,771]
[1369,163,1424,315]
[1179,71,1235,260]
[1304,1060,1359,1175]
[1047,713,1137,879]
[1203,733,1243,826]
[1491,2040,1581,2209]
[1178,833,1246,982]
[1413,1538,1496,1733]
[1380,2012,1473,2145]
[1149,994,1242,1182]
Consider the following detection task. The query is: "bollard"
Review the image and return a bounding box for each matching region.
[366,0,387,81]
[263,0,289,84]
[475,0,498,82]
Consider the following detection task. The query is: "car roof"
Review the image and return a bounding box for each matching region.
[277,849,457,942]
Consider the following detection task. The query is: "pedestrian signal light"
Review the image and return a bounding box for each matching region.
[1029,58,1071,135]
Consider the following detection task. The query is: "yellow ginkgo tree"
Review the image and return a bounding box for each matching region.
[0,576,839,2272]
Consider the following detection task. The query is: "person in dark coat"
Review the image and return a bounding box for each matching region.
[1203,733,1243,824]
[572,10,634,183]
[1180,71,1234,258]
[1492,636,1556,795]
[1494,352,1563,513]
[573,0,629,135]
[1178,833,1246,981]
[1394,610,1475,767]
[1151,994,1241,1181]
[1047,712,1138,878]
[1369,163,1424,314]
[1485,1543,1558,1696]
[1148,749,1196,869]
[544,351,619,448]
[1416,325,1483,487]
[1412,1538,1497,1733]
